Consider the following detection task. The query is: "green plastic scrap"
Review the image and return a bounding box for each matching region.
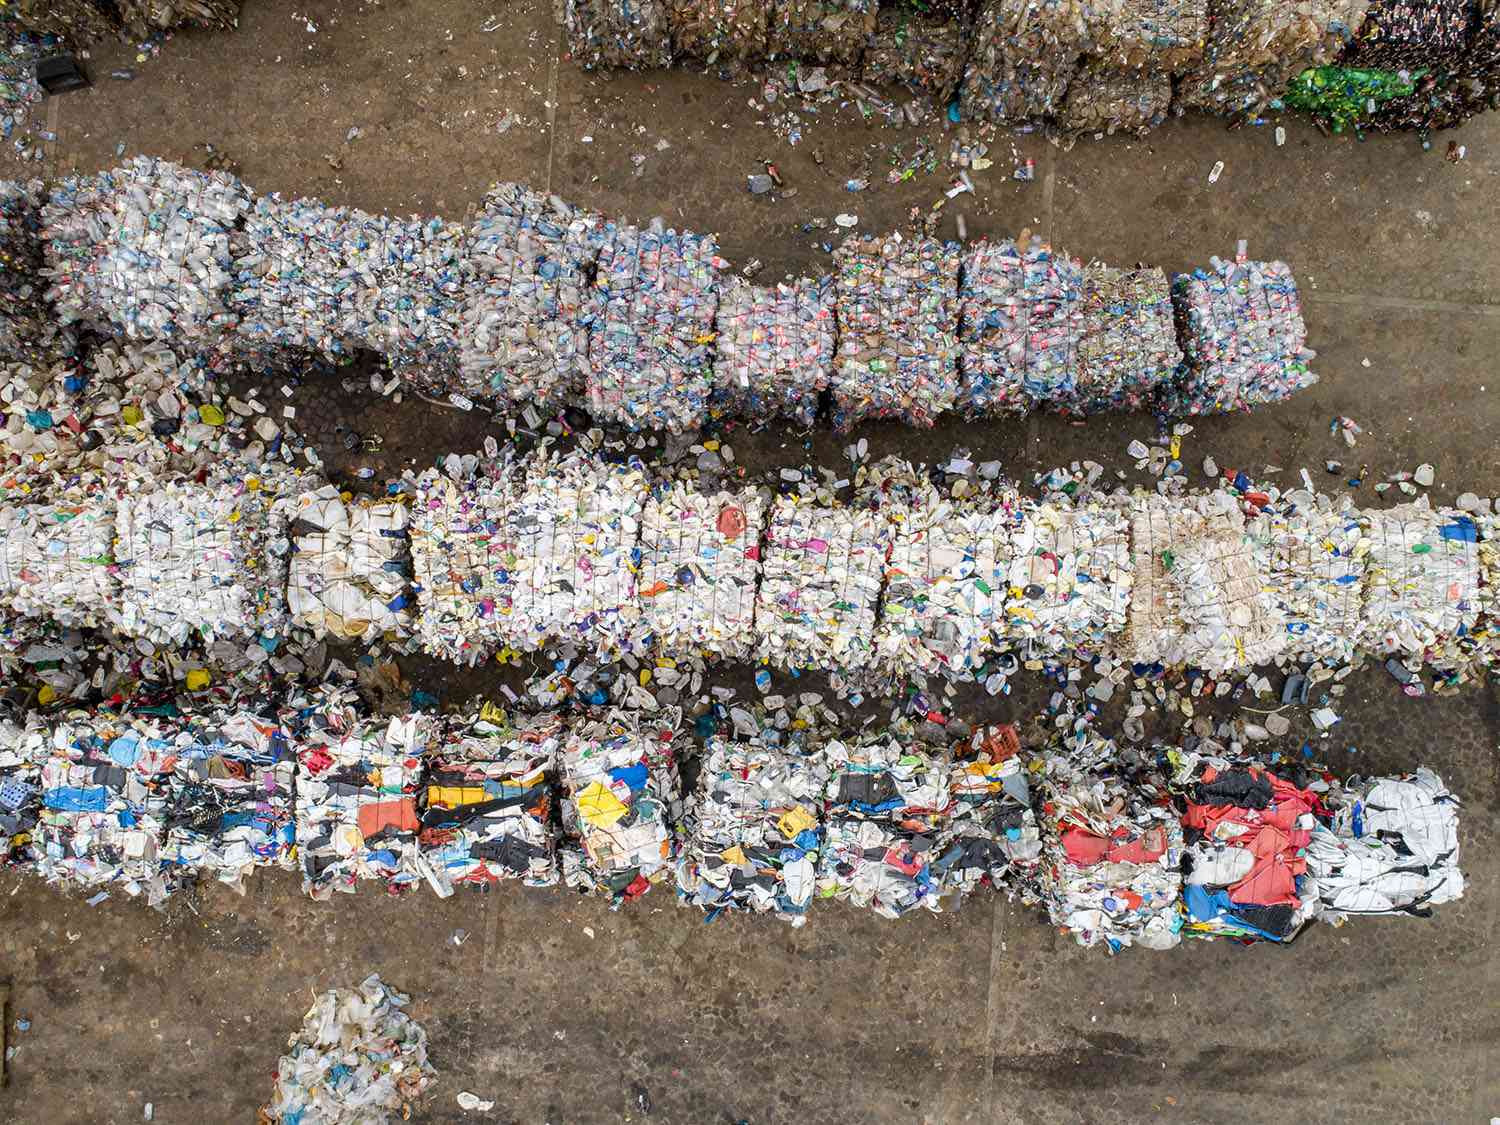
[1285,67,1423,134]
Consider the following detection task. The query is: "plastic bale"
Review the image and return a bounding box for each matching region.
[711,274,834,427]
[0,179,52,362]
[454,183,604,410]
[1341,0,1475,72]
[287,485,413,644]
[1033,731,1183,952]
[1129,489,1244,667]
[558,707,682,902]
[7,0,120,40]
[1164,247,1316,416]
[862,9,971,101]
[766,0,875,65]
[817,728,952,919]
[831,233,961,429]
[42,158,251,346]
[957,237,1083,417]
[501,451,647,658]
[1403,0,1500,131]
[114,0,240,35]
[754,492,896,674]
[1081,0,1209,73]
[1283,64,1422,132]
[1358,499,1481,664]
[1055,62,1172,136]
[565,0,676,68]
[933,724,1042,909]
[418,710,562,895]
[675,728,828,924]
[1307,767,1464,923]
[409,462,520,667]
[158,707,296,895]
[636,480,768,661]
[0,716,44,868]
[0,476,115,629]
[587,221,721,433]
[290,705,439,900]
[670,0,771,62]
[1065,263,1180,416]
[959,0,1088,124]
[1165,510,1288,674]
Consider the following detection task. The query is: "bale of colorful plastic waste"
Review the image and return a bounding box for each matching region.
[669,0,770,62]
[1283,64,1421,132]
[287,486,413,644]
[711,274,834,426]
[935,724,1042,908]
[1066,264,1180,415]
[862,9,971,101]
[1081,0,1208,74]
[565,0,676,68]
[1007,493,1134,655]
[1055,63,1171,136]
[959,0,1088,124]
[1358,500,1481,666]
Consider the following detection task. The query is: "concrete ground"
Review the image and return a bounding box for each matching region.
[1,1,1499,1121]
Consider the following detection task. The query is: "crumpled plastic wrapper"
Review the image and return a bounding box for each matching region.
[676,729,828,924]
[937,725,1042,908]
[712,274,834,426]
[1082,0,1208,72]
[291,703,440,900]
[636,481,768,660]
[559,707,681,901]
[418,710,561,894]
[288,486,412,643]
[262,974,434,1125]
[670,0,770,61]
[566,0,676,69]
[43,157,251,345]
[958,237,1083,417]
[453,183,603,410]
[0,180,53,362]
[1066,264,1180,415]
[1359,499,1481,662]
[587,221,721,433]
[0,474,115,628]
[754,493,896,673]
[818,729,952,918]
[831,233,961,429]
[1164,248,1316,416]
[1246,491,1366,663]
[960,0,1088,123]
[1056,63,1172,136]
[1006,495,1133,654]
[862,10,971,100]
[766,0,875,65]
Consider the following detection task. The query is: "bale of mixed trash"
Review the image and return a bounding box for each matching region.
[1006,494,1134,655]
[1406,0,1500,130]
[0,717,44,868]
[1341,0,1474,71]
[1164,246,1316,416]
[862,9,971,101]
[636,481,768,660]
[287,486,413,644]
[419,710,561,894]
[262,974,434,1125]
[676,727,828,924]
[1055,63,1171,135]
[0,475,115,628]
[115,0,241,35]
[565,0,676,68]
[558,707,681,901]
[0,180,52,362]
[454,183,603,410]
[831,233,961,429]
[587,221,720,433]
[938,724,1042,908]
[959,0,1089,124]
[1176,0,1370,118]
[1082,0,1209,73]
[7,0,120,42]
[711,274,834,426]
[669,0,771,62]
[1282,64,1423,132]
[1066,264,1180,415]
[1359,500,1481,663]
[766,0,875,65]
[957,237,1083,416]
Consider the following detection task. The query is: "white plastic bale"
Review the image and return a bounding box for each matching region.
[1006,495,1133,654]
[711,275,834,426]
[287,486,412,643]
[501,452,646,657]
[409,464,520,666]
[636,482,767,660]
[754,495,896,673]
[1359,500,1481,661]
[1245,493,1366,663]
[0,480,115,628]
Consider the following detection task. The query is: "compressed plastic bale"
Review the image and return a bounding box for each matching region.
[873,481,1019,682]
[676,730,828,924]
[565,0,676,68]
[766,0,875,64]
[831,233,961,429]
[587,222,721,433]
[1341,0,1475,71]
[1033,732,1183,952]
[418,710,561,894]
[1176,0,1369,118]
[454,183,604,409]
[42,158,251,345]
[711,274,833,426]
[959,0,1088,124]
[1166,513,1288,673]
[114,0,241,34]
[292,707,438,900]
[7,1,119,43]
[287,486,413,643]
[409,463,520,666]
[1055,63,1172,136]
[1164,248,1316,416]
[1245,491,1367,663]
[862,10,971,100]
[1359,500,1481,661]
[502,451,647,657]
[1065,264,1180,415]
[558,707,682,900]
[1082,0,1208,72]
[159,707,296,894]
[670,0,771,61]
[1005,495,1134,654]
[754,494,897,673]
[1405,0,1500,131]
[636,481,767,660]
[1283,64,1423,132]
[818,730,952,918]
[935,725,1042,908]
[0,180,51,362]
[1307,767,1464,922]
[109,467,293,647]
[957,237,1082,417]
[0,716,45,868]
[0,481,115,629]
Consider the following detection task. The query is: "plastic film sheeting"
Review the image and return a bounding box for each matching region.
[288,486,413,643]
[712,275,834,426]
